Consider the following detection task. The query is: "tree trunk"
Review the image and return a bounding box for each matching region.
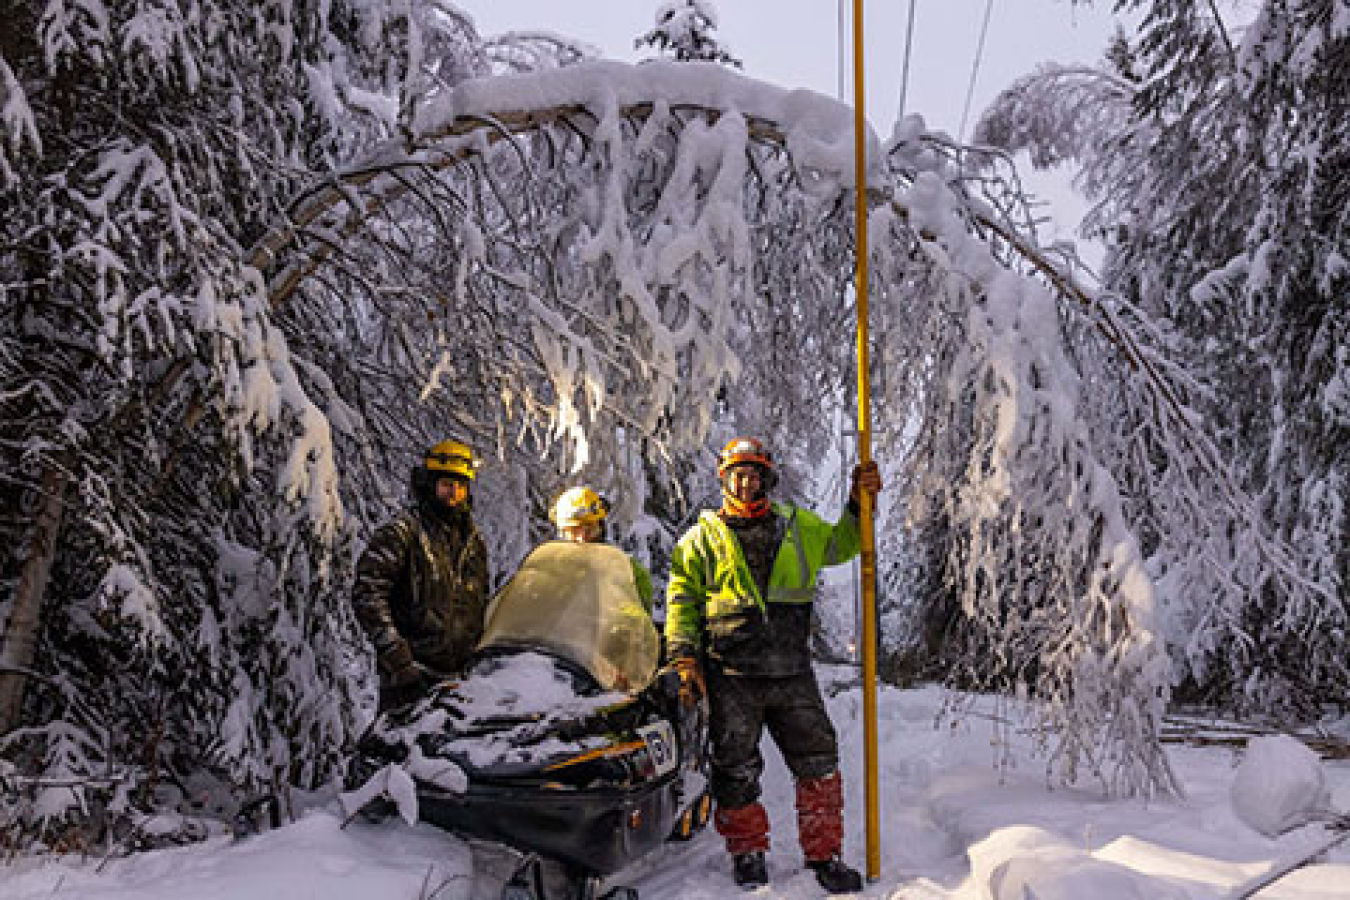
[0,464,68,733]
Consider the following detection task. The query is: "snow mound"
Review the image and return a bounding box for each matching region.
[1231,734,1330,837]
[967,825,1191,899]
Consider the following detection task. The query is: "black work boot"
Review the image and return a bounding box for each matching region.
[732,851,768,888]
[808,857,863,894]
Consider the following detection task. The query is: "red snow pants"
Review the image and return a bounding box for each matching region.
[714,800,770,855]
[713,772,845,860]
[795,770,845,861]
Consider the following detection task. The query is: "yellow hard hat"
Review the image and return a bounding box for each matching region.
[551,486,608,527]
[424,439,478,480]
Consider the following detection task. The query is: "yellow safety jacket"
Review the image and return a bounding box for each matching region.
[664,502,860,670]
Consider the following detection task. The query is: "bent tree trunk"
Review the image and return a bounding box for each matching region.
[0,464,68,734]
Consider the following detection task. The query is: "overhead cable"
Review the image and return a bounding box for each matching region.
[958,0,995,143]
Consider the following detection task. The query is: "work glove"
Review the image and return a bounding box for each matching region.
[379,652,438,711]
[848,460,882,509]
[668,654,705,710]
[379,679,425,711]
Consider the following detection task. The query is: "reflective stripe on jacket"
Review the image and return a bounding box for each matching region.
[664,501,860,654]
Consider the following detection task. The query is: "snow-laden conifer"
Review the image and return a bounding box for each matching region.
[635,0,743,68]
[0,0,519,849]
[5,2,1274,850]
[975,0,1349,714]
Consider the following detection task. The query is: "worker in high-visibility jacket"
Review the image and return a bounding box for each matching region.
[664,437,881,894]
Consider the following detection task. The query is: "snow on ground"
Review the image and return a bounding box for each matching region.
[4,668,1349,899]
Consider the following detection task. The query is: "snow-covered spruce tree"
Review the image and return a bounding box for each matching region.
[0,0,512,850]
[1213,0,1350,713]
[975,0,1349,716]
[636,0,743,68]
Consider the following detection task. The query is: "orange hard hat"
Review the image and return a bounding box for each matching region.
[717,437,775,479]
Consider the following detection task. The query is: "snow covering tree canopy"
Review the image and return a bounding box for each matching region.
[19,0,1334,854]
[635,0,743,68]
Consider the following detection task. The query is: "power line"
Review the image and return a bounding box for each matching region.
[837,0,849,102]
[896,0,918,121]
[958,0,995,143]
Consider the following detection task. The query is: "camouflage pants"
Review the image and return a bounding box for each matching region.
[705,667,839,808]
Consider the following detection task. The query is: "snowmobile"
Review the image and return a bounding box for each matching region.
[349,541,711,900]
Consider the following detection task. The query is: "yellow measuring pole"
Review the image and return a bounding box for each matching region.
[851,0,882,882]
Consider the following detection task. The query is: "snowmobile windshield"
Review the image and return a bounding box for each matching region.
[478,542,659,693]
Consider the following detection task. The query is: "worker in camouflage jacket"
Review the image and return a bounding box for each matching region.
[664,437,881,894]
[352,439,490,711]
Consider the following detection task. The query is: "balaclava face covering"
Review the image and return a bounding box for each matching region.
[720,464,771,519]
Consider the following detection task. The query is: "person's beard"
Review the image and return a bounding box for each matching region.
[426,492,470,526]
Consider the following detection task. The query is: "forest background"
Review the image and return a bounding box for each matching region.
[0,0,1346,852]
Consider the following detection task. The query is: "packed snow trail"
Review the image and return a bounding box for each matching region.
[2,674,1349,899]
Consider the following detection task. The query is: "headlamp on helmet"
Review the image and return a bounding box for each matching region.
[717,437,777,488]
[424,439,478,481]
[551,486,609,528]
